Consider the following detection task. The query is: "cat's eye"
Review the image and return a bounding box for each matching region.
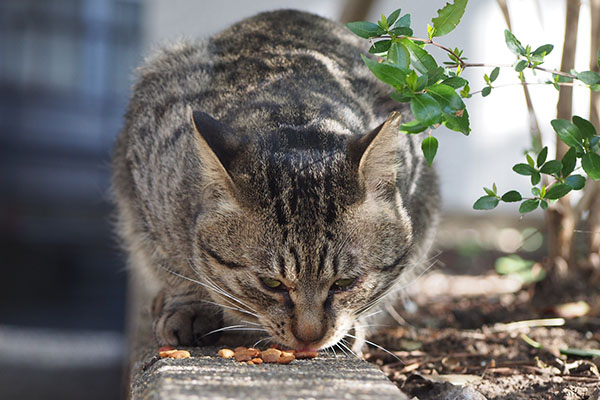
[261,277,283,289]
[332,277,355,291]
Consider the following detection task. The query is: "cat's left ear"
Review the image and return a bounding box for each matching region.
[348,111,403,200]
[189,108,242,202]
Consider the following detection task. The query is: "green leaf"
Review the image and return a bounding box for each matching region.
[572,116,597,139]
[565,174,586,190]
[495,255,535,274]
[427,84,465,113]
[460,84,470,98]
[389,26,413,36]
[399,119,428,133]
[489,67,500,82]
[378,14,388,30]
[431,0,468,38]
[532,44,553,57]
[410,93,442,126]
[406,70,418,91]
[540,200,548,210]
[537,147,548,167]
[545,183,572,200]
[501,190,522,202]
[346,21,385,38]
[473,195,500,210]
[401,38,438,74]
[441,76,468,88]
[504,29,526,56]
[426,23,435,39]
[591,137,600,152]
[416,75,429,91]
[582,152,600,180]
[551,119,584,150]
[515,59,528,72]
[387,8,402,26]
[577,71,600,85]
[394,14,411,28]
[387,42,410,70]
[421,136,438,166]
[427,66,445,84]
[540,160,562,175]
[555,74,574,83]
[561,347,600,358]
[390,91,412,103]
[361,55,407,88]
[443,108,470,135]
[531,187,541,197]
[561,147,577,176]
[519,199,539,213]
[484,187,496,197]
[369,40,392,54]
[482,86,492,97]
[513,163,537,176]
[526,154,535,168]
[531,172,541,185]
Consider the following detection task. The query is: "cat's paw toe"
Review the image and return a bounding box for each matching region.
[153,301,223,346]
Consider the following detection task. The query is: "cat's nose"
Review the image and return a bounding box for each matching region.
[291,320,325,344]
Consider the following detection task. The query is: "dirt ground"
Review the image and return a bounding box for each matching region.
[365,250,600,400]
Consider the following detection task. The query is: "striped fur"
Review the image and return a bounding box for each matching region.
[113,10,439,351]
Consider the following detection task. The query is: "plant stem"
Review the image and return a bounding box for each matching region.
[446,62,578,79]
[470,81,575,96]
[379,35,580,79]
[407,37,465,67]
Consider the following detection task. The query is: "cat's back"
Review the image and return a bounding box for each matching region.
[129,10,392,136]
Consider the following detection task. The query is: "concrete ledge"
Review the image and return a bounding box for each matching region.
[131,346,407,400]
[127,274,407,399]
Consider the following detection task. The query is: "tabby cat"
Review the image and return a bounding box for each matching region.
[112,9,439,352]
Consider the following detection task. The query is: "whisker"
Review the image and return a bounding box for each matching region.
[253,336,274,348]
[203,324,254,337]
[355,254,440,317]
[157,264,261,321]
[330,344,338,358]
[200,299,260,319]
[339,338,360,359]
[335,343,349,357]
[359,310,383,320]
[353,323,388,330]
[205,327,268,337]
[187,261,259,314]
[241,320,262,326]
[344,333,400,361]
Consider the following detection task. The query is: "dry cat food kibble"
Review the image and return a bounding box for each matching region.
[218,346,318,365]
[294,350,318,359]
[259,348,282,363]
[158,346,191,359]
[217,348,235,358]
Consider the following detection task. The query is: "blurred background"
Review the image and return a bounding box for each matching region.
[0,0,593,399]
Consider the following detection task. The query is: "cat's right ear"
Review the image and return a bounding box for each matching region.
[189,108,240,202]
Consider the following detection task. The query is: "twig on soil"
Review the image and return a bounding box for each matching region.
[520,333,544,349]
[491,318,565,332]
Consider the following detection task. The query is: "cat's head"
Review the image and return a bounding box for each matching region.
[190,108,414,350]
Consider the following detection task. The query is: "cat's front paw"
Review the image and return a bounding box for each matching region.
[152,292,223,346]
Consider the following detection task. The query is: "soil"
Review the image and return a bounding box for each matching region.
[365,252,600,399]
